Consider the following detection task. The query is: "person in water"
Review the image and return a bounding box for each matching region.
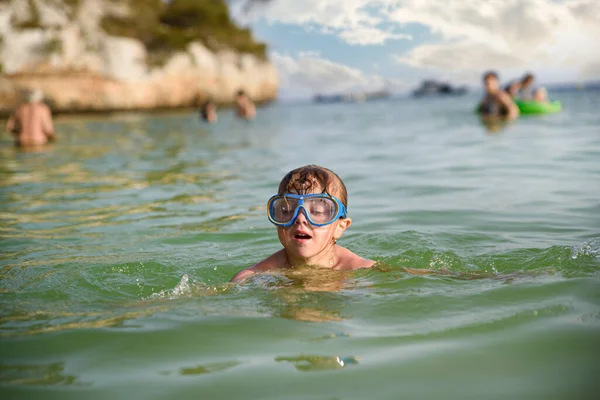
[234,89,256,120]
[200,99,218,123]
[505,72,535,100]
[532,87,549,103]
[231,165,375,282]
[478,71,519,119]
[5,88,56,147]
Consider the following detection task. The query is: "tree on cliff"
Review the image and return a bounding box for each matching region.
[101,0,268,66]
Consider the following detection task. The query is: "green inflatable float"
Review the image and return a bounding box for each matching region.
[515,100,562,115]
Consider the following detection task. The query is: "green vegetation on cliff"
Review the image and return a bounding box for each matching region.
[13,0,41,29]
[101,0,267,66]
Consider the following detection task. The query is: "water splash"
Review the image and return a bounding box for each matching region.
[172,274,191,296]
[147,274,231,300]
[570,238,600,260]
[149,274,192,299]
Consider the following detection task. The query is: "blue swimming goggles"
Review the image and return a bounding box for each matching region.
[267,193,347,227]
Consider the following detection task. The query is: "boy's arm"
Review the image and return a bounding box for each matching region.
[5,116,16,135]
[42,106,56,141]
[5,110,20,136]
[499,91,520,119]
[512,81,523,96]
[247,99,256,113]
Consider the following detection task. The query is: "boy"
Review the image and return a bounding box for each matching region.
[477,71,519,120]
[234,89,256,120]
[231,165,375,282]
[200,99,218,123]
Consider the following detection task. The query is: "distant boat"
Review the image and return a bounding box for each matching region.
[363,89,391,101]
[412,80,468,97]
[313,89,391,104]
[313,94,344,103]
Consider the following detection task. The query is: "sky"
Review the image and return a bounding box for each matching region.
[229,0,600,99]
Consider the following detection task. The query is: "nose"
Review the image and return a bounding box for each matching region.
[294,208,309,225]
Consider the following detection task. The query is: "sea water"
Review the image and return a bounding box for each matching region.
[1,91,599,399]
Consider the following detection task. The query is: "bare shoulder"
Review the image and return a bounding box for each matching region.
[230,268,255,283]
[230,249,287,282]
[15,105,26,117]
[336,246,376,270]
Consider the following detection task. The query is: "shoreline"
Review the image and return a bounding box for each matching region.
[0,98,277,120]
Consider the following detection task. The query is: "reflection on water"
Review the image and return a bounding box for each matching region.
[281,266,349,292]
[10,143,57,154]
[0,305,171,338]
[0,361,81,386]
[157,361,240,376]
[479,116,512,134]
[276,303,344,323]
[244,266,354,322]
[275,355,359,372]
[178,361,240,376]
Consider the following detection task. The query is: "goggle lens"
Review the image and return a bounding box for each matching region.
[270,197,298,224]
[269,195,341,226]
[304,197,338,224]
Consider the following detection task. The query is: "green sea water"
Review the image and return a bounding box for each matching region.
[1,91,599,399]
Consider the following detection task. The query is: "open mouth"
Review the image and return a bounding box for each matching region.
[294,232,312,240]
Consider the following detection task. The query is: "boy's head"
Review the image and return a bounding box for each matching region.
[522,73,534,86]
[278,165,348,208]
[26,88,44,103]
[272,165,352,260]
[482,71,499,92]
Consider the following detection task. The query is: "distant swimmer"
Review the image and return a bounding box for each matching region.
[5,88,56,147]
[234,89,256,120]
[477,71,519,120]
[505,72,535,100]
[532,87,549,103]
[200,99,218,123]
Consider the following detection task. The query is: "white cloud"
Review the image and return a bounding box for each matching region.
[245,0,600,81]
[235,0,413,45]
[338,25,411,46]
[390,0,600,80]
[297,50,321,58]
[271,51,404,96]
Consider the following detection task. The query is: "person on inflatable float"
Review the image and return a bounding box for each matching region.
[505,73,535,100]
[532,87,549,103]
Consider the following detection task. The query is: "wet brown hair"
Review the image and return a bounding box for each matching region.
[277,165,348,208]
[482,70,498,81]
[522,72,534,84]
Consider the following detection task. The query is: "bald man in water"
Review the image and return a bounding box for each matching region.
[5,89,56,147]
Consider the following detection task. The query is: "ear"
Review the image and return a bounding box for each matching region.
[334,217,352,239]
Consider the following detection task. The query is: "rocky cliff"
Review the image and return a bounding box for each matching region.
[0,0,278,115]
